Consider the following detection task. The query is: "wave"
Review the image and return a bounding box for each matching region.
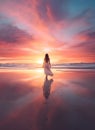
[0,63,95,70]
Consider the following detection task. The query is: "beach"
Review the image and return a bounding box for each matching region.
[0,68,95,130]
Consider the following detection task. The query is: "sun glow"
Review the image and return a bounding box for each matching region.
[43,48,51,53]
[37,59,43,65]
[35,68,44,73]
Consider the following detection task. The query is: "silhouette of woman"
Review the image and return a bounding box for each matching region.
[43,53,53,78]
[43,77,53,100]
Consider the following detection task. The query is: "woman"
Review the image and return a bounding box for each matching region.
[43,53,53,78]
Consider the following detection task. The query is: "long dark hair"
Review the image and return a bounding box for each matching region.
[44,53,50,63]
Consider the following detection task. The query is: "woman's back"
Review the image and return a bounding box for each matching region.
[43,53,53,77]
[43,60,50,69]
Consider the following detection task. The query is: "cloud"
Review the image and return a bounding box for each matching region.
[0,24,33,44]
[0,0,95,62]
[47,0,69,21]
[70,29,95,58]
[87,31,95,41]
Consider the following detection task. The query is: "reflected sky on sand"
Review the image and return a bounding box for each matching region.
[0,69,95,130]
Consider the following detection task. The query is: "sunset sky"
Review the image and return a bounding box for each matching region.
[0,0,95,64]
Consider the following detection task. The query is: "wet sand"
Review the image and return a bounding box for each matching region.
[0,68,95,130]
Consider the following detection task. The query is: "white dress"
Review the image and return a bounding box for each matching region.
[43,61,53,76]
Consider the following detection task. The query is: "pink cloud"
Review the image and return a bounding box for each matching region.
[0,0,95,63]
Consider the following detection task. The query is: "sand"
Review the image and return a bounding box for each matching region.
[0,68,95,130]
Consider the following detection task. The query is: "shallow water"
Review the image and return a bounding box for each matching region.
[0,69,95,130]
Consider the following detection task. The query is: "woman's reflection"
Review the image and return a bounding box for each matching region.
[43,77,53,100]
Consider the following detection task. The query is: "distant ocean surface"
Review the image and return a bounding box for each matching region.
[0,63,95,70]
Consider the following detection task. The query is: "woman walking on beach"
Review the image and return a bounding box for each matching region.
[43,53,53,78]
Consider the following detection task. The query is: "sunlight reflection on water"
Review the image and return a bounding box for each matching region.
[0,69,95,130]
